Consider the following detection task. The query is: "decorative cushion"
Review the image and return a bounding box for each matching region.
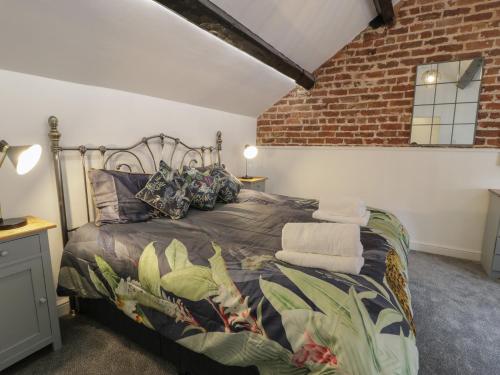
[210,166,242,203]
[88,169,153,226]
[182,167,221,210]
[136,161,192,219]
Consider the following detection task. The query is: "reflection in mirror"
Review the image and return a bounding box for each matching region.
[435,83,456,104]
[430,125,452,144]
[414,85,435,105]
[436,61,459,83]
[412,105,434,125]
[433,104,455,124]
[410,125,431,144]
[410,58,483,146]
[452,125,475,144]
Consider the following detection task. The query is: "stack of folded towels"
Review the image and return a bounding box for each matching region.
[275,195,369,274]
[276,223,364,274]
[312,195,370,226]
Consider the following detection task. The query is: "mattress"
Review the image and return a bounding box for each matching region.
[58,189,418,374]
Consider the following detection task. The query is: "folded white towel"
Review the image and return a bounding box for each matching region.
[282,223,362,257]
[319,195,366,218]
[276,251,364,275]
[312,210,370,226]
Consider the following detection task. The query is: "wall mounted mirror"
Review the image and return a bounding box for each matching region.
[410,58,483,146]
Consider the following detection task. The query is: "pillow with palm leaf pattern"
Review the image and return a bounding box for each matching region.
[210,166,242,203]
[136,161,192,219]
[182,166,221,210]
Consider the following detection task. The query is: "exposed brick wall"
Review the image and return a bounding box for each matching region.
[257,0,500,147]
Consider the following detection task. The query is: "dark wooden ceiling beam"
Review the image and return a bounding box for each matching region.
[369,0,395,28]
[154,0,315,89]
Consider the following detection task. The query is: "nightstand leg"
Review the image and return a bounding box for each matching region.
[69,295,80,315]
[52,337,62,351]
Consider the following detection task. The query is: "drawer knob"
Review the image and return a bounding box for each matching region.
[39,297,47,304]
[0,250,8,257]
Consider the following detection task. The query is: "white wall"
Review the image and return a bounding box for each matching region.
[253,146,500,261]
[0,69,256,303]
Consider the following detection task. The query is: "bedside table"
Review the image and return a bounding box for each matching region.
[481,190,500,279]
[239,177,267,192]
[0,216,61,371]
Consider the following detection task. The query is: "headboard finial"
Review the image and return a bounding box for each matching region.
[216,131,222,150]
[216,131,222,166]
[48,116,61,153]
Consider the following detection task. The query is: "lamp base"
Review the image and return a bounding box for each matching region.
[0,217,28,230]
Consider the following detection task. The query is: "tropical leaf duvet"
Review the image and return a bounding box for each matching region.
[58,189,418,374]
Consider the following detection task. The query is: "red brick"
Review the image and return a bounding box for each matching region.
[443,7,471,17]
[476,2,500,12]
[256,0,500,149]
[464,12,493,22]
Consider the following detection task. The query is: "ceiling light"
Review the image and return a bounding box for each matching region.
[422,69,438,85]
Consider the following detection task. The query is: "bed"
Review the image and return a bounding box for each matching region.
[49,116,418,375]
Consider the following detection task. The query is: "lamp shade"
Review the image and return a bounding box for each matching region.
[243,145,258,160]
[7,144,42,175]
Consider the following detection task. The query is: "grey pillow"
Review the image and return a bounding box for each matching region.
[136,161,192,219]
[88,169,153,226]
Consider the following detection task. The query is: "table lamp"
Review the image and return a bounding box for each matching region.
[0,140,42,230]
[243,145,258,179]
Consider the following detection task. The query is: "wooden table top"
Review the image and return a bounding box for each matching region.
[0,216,56,242]
[489,189,500,197]
[238,176,267,183]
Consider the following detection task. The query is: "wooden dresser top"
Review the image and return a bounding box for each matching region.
[489,190,500,197]
[0,216,56,242]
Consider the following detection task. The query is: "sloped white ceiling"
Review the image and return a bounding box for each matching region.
[0,0,294,117]
[212,0,378,72]
[0,0,380,117]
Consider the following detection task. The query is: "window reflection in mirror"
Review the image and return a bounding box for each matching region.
[410,58,482,146]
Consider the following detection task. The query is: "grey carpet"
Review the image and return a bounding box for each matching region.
[410,252,500,375]
[3,314,177,375]
[4,251,500,375]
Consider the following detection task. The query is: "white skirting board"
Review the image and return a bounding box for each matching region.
[410,241,481,262]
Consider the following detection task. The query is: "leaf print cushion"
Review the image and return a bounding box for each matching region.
[136,161,192,219]
[192,165,243,203]
[210,166,242,203]
[182,167,221,210]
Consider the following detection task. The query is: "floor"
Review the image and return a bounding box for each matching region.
[410,252,500,375]
[4,251,500,375]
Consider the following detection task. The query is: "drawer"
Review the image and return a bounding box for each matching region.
[0,236,41,266]
[496,238,500,255]
[493,255,500,272]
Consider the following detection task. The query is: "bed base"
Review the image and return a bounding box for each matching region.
[73,297,259,375]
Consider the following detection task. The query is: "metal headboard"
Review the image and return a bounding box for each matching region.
[47,116,222,245]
